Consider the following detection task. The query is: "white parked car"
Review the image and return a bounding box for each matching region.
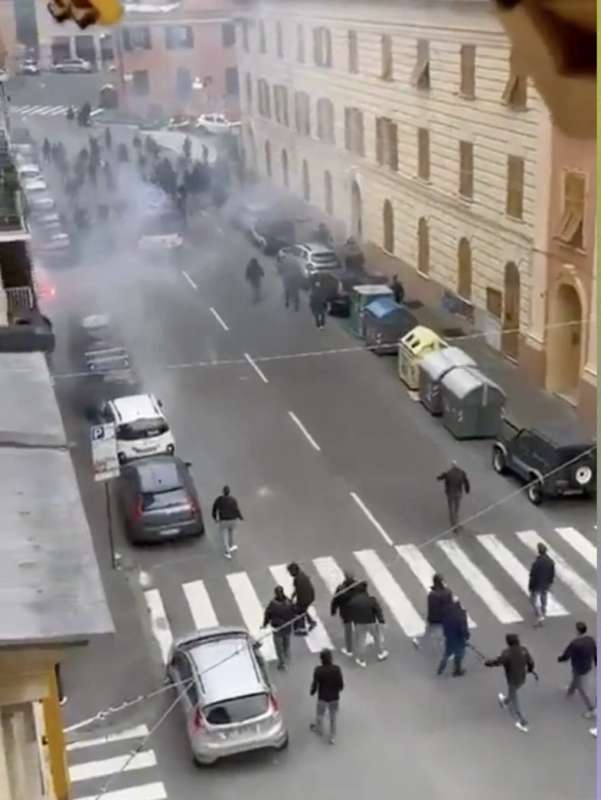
[17,163,41,180]
[99,393,175,464]
[195,113,239,135]
[52,57,92,74]
[23,177,48,193]
[137,233,183,253]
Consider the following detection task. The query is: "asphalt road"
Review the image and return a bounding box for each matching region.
[15,103,596,800]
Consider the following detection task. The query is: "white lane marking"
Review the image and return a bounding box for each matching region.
[437,539,522,624]
[35,105,56,115]
[396,544,476,628]
[15,105,34,113]
[287,411,320,452]
[354,549,425,637]
[20,105,40,115]
[554,527,597,568]
[77,783,167,800]
[48,105,68,116]
[313,556,345,594]
[182,580,219,629]
[478,534,567,617]
[90,107,104,117]
[181,270,198,290]
[226,572,276,661]
[138,570,151,588]
[143,589,173,665]
[517,530,597,611]
[209,306,229,331]
[67,725,149,751]
[350,492,393,546]
[269,564,334,652]
[244,352,269,383]
[69,751,156,782]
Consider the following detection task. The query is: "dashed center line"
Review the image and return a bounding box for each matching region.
[288,411,321,452]
[181,270,197,290]
[244,352,269,383]
[350,491,394,546]
[209,306,230,331]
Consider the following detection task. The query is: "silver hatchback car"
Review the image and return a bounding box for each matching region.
[167,627,288,765]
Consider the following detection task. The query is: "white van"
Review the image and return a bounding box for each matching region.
[100,393,175,463]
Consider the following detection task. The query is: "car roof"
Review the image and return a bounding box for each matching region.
[529,422,595,449]
[183,628,265,704]
[126,456,183,492]
[110,393,161,421]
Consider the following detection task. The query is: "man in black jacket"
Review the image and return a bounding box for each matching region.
[485,633,535,733]
[558,621,597,717]
[287,562,317,635]
[310,648,344,744]
[412,573,452,653]
[528,542,555,625]
[436,461,470,532]
[437,596,469,677]
[347,581,388,667]
[330,572,357,657]
[211,485,243,558]
[263,586,295,670]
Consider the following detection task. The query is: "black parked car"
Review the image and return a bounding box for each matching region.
[492,420,596,504]
[117,455,205,543]
[250,219,295,255]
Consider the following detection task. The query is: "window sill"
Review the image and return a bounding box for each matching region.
[417,270,430,281]
[503,104,528,113]
[505,214,525,223]
[416,176,431,185]
[458,193,473,204]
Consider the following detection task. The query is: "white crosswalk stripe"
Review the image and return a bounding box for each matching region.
[143,589,173,666]
[437,539,523,624]
[226,572,277,661]
[354,549,425,637]
[554,526,597,568]
[269,563,334,652]
[77,783,167,800]
[517,530,597,611]
[313,555,345,594]
[395,544,477,628]
[478,534,567,617]
[182,580,219,629]
[70,752,157,783]
[10,103,83,117]
[67,725,149,752]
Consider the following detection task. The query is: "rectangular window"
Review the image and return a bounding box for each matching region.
[313,27,331,67]
[506,155,524,219]
[348,30,358,73]
[294,91,310,135]
[123,26,151,50]
[258,79,271,118]
[345,107,364,156]
[297,23,305,63]
[245,73,252,109]
[412,39,430,90]
[317,98,335,143]
[225,67,239,96]
[259,20,266,53]
[460,44,475,99]
[558,172,586,248]
[502,47,527,109]
[241,20,249,52]
[132,70,149,96]
[417,127,430,181]
[486,287,502,319]
[222,22,235,48]
[376,117,398,171]
[276,22,283,58]
[381,34,393,81]
[176,67,192,98]
[459,140,474,198]
[274,85,289,126]
[165,25,193,50]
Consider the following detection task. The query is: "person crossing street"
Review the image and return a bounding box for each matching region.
[330,572,358,657]
[412,573,452,653]
[558,621,597,718]
[245,258,264,303]
[211,485,243,558]
[437,595,469,676]
[485,633,535,733]
[263,586,295,671]
[436,461,470,532]
[347,581,388,667]
[287,563,317,636]
[528,542,555,625]
[309,278,328,329]
[282,260,303,311]
[310,649,344,745]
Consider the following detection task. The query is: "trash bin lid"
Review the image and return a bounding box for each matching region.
[442,366,503,401]
[365,296,401,320]
[420,347,475,380]
[353,284,393,297]
[400,325,443,354]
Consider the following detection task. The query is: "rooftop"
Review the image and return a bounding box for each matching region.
[0,352,113,647]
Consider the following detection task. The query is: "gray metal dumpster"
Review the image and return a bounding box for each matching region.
[419,347,476,415]
[441,366,506,439]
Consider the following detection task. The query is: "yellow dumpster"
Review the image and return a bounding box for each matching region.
[398,326,446,389]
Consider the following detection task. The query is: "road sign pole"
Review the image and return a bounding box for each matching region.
[105,481,116,570]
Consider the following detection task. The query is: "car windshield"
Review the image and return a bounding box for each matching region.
[312,252,338,264]
[204,693,269,725]
[142,488,188,511]
[117,419,169,439]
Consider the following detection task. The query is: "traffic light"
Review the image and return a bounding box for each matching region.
[47,0,124,30]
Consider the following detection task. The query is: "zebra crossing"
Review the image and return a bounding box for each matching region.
[143,527,597,666]
[67,724,167,800]
[10,104,102,118]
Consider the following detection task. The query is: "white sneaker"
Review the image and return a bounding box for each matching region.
[377,650,389,661]
[497,693,507,709]
[340,648,353,658]
[229,544,238,552]
[411,637,420,650]
[515,721,529,733]
[224,551,232,559]
[589,727,597,737]
[355,658,367,668]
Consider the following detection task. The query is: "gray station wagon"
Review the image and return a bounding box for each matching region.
[167,627,288,765]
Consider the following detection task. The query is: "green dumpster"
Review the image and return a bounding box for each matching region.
[350,285,393,338]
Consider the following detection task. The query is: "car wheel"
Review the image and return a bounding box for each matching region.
[527,479,543,505]
[492,448,506,474]
[274,733,289,751]
[117,452,126,464]
[166,444,175,455]
[574,465,593,487]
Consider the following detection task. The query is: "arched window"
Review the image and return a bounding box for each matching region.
[457,237,472,299]
[281,149,289,187]
[302,159,310,201]
[264,140,272,177]
[383,200,394,253]
[417,217,429,275]
[317,98,335,143]
[324,170,333,215]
